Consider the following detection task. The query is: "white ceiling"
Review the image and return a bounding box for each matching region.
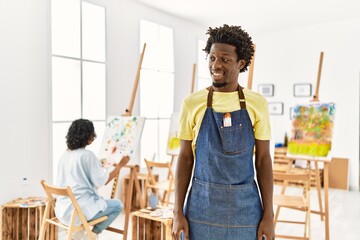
[136,0,360,33]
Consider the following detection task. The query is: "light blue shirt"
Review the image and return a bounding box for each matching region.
[55,148,109,226]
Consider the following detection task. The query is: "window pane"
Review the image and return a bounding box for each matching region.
[51,0,80,58]
[140,119,158,166]
[140,20,158,70]
[83,62,106,120]
[158,25,174,72]
[157,72,174,117]
[82,2,106,62]
[140,70,174,118]
[52,122,71,182]
[52,57,81,121]
[197,40,210,90]
[159,119,170,162]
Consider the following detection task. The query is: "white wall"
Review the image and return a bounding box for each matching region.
[0,0,52,205]
[252,18,360,190]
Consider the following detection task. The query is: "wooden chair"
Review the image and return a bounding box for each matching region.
[273,172,311,240]
[144,159,175,206]
[38,180,109,240]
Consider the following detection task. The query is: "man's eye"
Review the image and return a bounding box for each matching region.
[222,58,229,63]
[209,56,215,61]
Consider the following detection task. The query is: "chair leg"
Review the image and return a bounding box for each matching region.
[38,222,49,240]
[274,205,281,227]
[38,203,51,240]
[66,231,73,240]
[307,207,311,239]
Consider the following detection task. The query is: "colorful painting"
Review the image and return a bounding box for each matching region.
[98,116,145,165]
[288,103,336,157]
[166,112,180,155]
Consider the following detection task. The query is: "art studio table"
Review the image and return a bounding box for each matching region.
[131,208,173,240]
[1,197,57,240]
[286,154,332,240]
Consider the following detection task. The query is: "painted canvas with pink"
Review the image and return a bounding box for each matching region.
[98,116,145,165]
[288,102,336,157]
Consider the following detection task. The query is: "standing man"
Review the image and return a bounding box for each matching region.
[172,25,275,240]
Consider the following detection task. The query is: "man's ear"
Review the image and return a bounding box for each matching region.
[237,60,246,70]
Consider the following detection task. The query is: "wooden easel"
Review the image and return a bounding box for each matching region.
[191,63,197,93]
[107,43,147,240]
[247,44,256,90]
[279,51,331,240]
[311,51,324,102]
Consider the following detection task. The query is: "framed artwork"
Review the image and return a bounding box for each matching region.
[294,83,312,97]
[268,102,284,115]
[258,84,274,97]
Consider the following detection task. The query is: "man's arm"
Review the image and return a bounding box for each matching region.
[255,139,275,240]
[172,140,194,240]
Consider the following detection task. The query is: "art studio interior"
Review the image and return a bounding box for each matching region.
[1,0,360,239]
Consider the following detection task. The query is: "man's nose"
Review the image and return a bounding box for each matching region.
[211,58,222,69]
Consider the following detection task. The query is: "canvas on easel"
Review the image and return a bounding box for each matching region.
[166,112,180,156]
[288,102,336,158]
[98,116,145,166]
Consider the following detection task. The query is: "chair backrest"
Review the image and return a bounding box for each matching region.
[273,171,310,183]
[145,159,174,183]
[39,180,107,240]
[144,159,175,206]
[40,179,90,226]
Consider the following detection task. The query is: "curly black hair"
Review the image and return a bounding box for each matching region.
[66,119,96,150]
[203,24,254,73]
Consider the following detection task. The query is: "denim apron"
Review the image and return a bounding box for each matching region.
[185,86,263,240]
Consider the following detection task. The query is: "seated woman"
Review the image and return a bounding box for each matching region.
[55,118,130,240]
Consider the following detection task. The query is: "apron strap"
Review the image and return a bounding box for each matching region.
[207,85,247,109]
[207,86,214,107]
[238,85,247,109]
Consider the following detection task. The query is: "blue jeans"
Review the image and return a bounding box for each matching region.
[89,199,122,234]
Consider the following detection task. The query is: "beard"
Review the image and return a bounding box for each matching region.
[212,81,228,88]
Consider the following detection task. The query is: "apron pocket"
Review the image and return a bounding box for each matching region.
[187,179,228,226]
[220,123,246,155]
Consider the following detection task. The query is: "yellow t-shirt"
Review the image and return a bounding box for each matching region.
[178,88,271,156]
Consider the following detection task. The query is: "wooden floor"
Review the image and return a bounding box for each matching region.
[58,186,360,240]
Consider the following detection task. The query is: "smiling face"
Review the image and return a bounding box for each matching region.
[208,43,245,92]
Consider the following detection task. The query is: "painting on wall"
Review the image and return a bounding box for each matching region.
[294,83,312,97]
[166,112,180,156]
[268,102,284,115]
[98,116,145,165]
[257,84,274,97]
[288,102,336,157]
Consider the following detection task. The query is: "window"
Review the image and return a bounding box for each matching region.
[197,40,211,90]
[140,20,174,163]
[51,0,106,182]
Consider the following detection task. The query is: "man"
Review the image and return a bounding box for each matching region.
[172,25,275,240]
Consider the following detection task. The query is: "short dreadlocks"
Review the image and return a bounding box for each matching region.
[204,24,254,73]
